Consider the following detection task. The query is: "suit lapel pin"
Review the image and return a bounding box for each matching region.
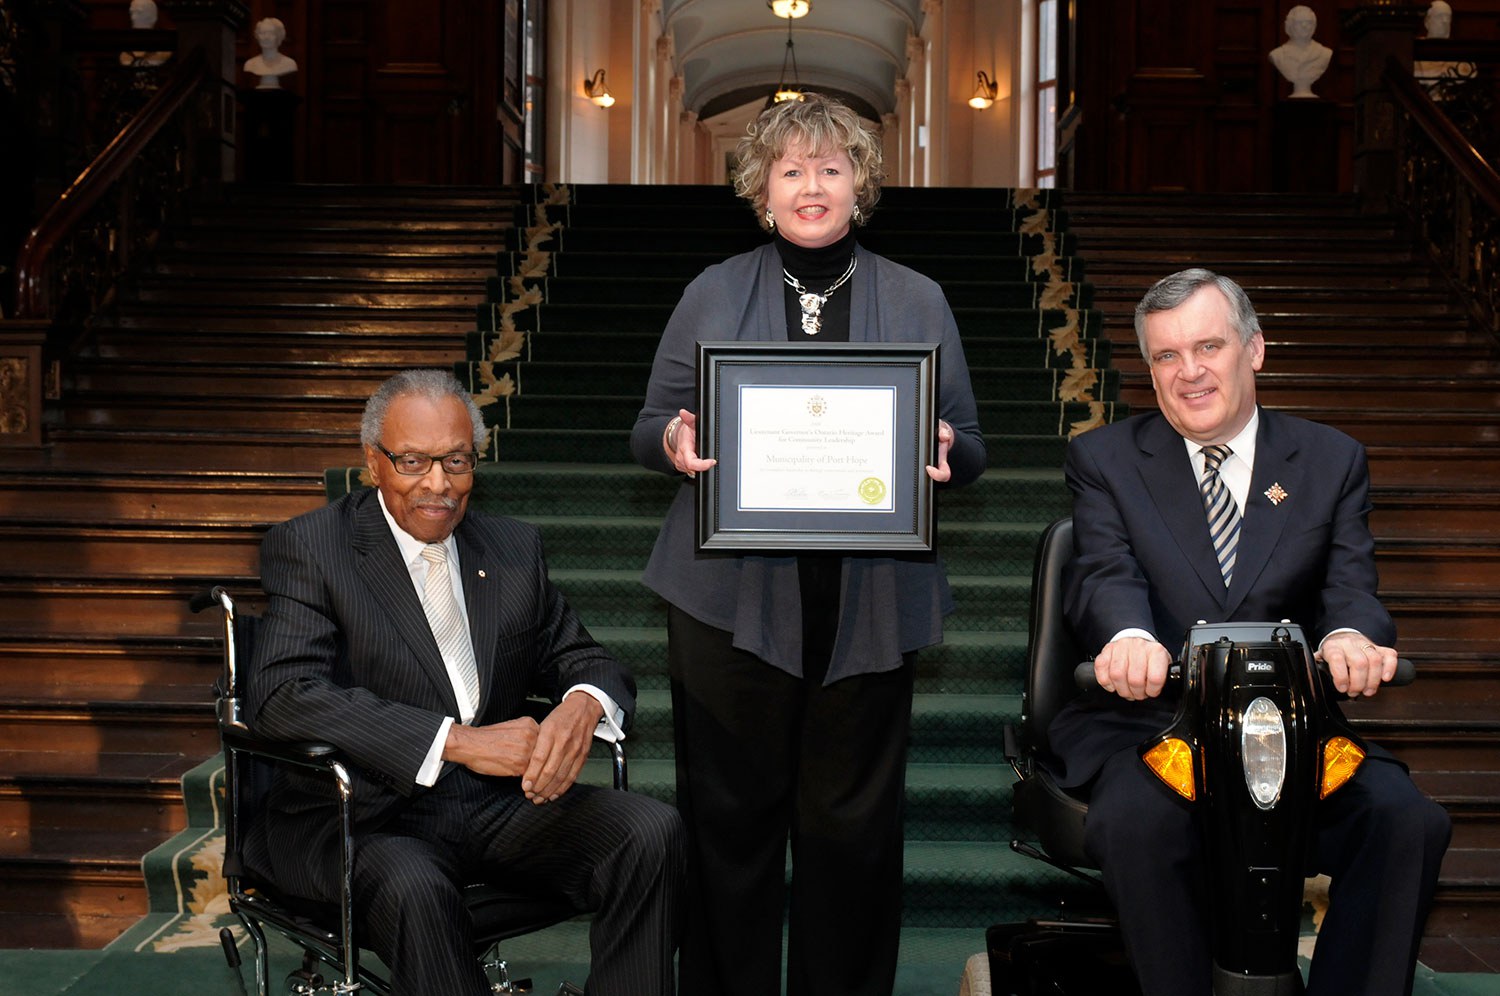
[477,569,487,578]
[1264,483,1288,506]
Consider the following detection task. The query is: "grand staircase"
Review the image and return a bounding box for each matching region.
[1,182,1495,986]
[0,185,518,945]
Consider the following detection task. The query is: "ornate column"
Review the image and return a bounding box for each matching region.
[892,81,913,185]
[904,34,926,186]
[920,0,947,186]
[162,0,250,189]
[668,77,687,183]
[632,0,662,183]
[655,34,676,183]
[1342,4,1425,213]
[881,111,902,186]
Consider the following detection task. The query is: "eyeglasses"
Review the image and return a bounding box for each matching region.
[378,447,480,476]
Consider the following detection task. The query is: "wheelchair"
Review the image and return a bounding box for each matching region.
[196,585,627,996]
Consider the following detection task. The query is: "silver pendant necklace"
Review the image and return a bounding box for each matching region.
[783,254,858,336]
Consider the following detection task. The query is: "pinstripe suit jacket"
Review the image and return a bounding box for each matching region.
[246,487,635,877]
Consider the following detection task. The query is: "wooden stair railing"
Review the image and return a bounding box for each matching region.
[16,47,206,324]
[1384,52,1500,341]
[0,48,207,452]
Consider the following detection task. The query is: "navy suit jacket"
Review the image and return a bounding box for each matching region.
[246,488,635,893]
[1046,407,1394,788]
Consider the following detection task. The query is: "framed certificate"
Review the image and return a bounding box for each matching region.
[695,341,939,552]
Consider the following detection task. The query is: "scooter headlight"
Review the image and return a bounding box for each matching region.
[1240,696,1287,810]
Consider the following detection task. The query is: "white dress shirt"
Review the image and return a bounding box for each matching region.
[376,492,624,787]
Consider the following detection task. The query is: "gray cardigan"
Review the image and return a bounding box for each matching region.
[629,242,985,683]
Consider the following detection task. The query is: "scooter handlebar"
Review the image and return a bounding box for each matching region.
[1390,657,1416,686]
[1073,657,1415,692]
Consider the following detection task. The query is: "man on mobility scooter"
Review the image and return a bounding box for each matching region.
[1041,269,1451,996]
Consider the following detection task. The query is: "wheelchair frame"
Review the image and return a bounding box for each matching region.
[200,585,623,995]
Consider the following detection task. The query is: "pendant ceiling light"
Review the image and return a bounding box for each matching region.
[768,0,810,18]
[771,10,806,104]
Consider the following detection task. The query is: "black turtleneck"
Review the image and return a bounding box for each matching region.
[774,228,858,343]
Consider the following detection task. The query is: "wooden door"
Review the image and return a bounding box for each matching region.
[302,0,507,184]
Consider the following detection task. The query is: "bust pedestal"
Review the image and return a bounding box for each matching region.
[1271,99,1339,193]
[240,87,299,183]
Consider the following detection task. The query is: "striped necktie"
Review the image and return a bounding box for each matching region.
[1200,445,1240,588]
[420,543,481,715]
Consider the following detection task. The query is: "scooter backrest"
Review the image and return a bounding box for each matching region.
[1024,516,1085,757]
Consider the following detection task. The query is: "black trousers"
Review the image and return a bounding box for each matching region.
[667,604,916,996]
[345,769,683,996]
[1084,747,1450,996]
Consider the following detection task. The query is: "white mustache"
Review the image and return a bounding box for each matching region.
[413,497,458,511]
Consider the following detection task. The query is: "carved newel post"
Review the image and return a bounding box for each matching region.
[161,0,250,188]
[1342,4,1426,213]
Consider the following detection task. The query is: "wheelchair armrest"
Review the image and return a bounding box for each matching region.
[221,727,344,772]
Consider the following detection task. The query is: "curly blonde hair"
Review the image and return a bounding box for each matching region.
[733,94,884,232]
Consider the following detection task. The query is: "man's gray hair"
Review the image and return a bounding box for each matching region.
[360,369,487,452]
[1134,268,1262,360]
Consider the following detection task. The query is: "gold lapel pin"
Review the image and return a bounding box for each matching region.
[1264,483,1288,506]
[477,570,487,578]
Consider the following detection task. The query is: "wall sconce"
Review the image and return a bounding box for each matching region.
[968,70,999,110]
[768,0,810,17]
[583,68,615,108]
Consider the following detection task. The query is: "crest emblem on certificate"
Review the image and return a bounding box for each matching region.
[806,395,828,417]
[858,477,887,505]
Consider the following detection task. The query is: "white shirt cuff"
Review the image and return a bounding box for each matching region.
[415,716,455,787]
[1318,627,1361,654]
[1108,627,1158,647]
[564,683,626,742]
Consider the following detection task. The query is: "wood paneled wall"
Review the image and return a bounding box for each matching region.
[1060,0,1500,193]
[85,0,531,184]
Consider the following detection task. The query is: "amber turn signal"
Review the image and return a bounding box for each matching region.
[1143,737,1196,801]
[1320,736,1366,799]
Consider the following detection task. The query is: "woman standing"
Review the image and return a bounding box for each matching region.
[630,94,984,995]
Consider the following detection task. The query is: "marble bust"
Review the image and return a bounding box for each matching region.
[244,18,298,89]
[1415,2,1471,89]
[1269,5,1332,99]
[1425,1,1453,39]
[120,0,171,68]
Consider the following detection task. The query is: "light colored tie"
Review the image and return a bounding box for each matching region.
[419,543,480,714]
[1200,445,1241,588]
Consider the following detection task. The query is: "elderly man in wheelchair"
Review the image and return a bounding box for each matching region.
[211,369,683,996]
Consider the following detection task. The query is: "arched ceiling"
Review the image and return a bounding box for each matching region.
[662,0,925,121]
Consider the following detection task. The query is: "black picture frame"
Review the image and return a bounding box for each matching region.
[695,341,939,552]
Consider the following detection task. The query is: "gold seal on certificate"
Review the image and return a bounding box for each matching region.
[858,477,887,505]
